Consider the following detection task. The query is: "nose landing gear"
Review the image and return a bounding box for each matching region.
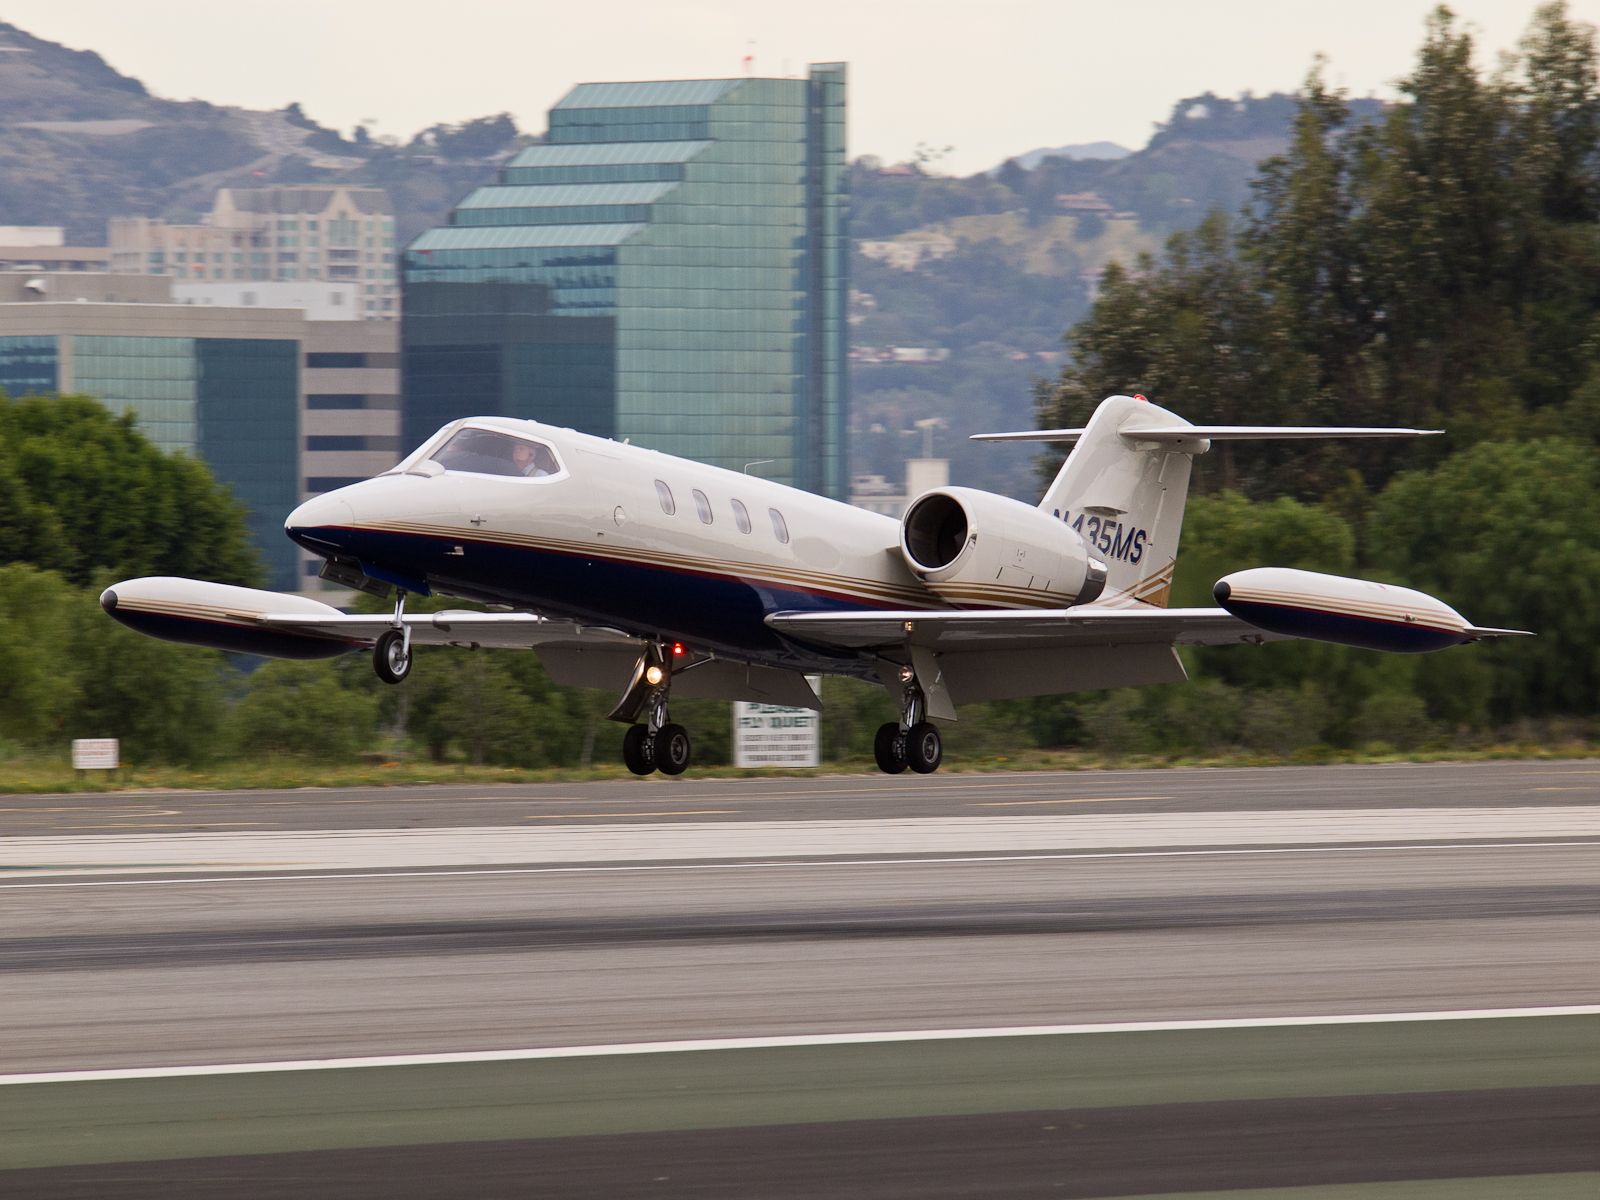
[373,592,412,684]
[874,667,942,774]
[612,645,692,776]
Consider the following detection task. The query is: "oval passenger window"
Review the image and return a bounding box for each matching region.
[693,489,713,525]
[769,508,790,544]
[732,498,752,534]
[655,480,676,516]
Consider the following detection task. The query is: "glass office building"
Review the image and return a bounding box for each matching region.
[403,64,847,496]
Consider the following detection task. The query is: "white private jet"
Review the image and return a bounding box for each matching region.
[103,394,1526,775]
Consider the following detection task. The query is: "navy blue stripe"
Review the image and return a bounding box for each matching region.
[1220,598,1465,653]
[109,609,356,660]
[290,524,876,668]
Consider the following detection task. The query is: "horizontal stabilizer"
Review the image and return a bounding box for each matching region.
[973,425,1442,444]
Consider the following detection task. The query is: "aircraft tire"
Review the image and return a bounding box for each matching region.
[656,723,692,776]
[622,724,656,775]
[873,722,908,774]
[906,721,942,774]
[372,629,411,685]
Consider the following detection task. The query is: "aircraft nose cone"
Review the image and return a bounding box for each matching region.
[285,492,356,551]
[100,587,118,613]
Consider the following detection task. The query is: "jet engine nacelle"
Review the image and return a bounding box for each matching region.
[900,486,1107,608]
[100,577,360,659]
[1215,567,1484,653]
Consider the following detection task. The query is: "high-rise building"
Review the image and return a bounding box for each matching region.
[0,273,400,590]
[109,186,399,321]
[402,64,847,496]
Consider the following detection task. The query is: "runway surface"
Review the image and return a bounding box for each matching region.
[2,761,1597,1195]
[3,757,1596,833]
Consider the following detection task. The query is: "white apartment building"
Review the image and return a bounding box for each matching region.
[108,186,398,320]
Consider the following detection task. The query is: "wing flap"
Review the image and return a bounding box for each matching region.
[767,606,1286,651]
[259,611,641,651]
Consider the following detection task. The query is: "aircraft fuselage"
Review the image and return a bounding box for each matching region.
[287,417,936,675]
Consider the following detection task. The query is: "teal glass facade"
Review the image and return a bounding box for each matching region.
[0,333,300,590]
[0,336,59,398]
[404,64,848,496]
[196,338,301,591]
[75,336,200,451]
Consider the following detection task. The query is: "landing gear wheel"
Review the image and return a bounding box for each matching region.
[622,724,656,775]
[656,723,692,776]
[906,721,942,774]
[373,629,411,685]
[873,722,908,774]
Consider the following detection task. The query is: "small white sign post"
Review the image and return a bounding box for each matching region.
[72,738,120,773]
[733,698,820,768]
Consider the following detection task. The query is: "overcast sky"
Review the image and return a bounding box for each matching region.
[5,1,1595,175]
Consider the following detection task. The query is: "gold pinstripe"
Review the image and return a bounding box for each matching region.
[1099,562,1176,609]
[114,597,364,642]
[1225,586,1464,630]
[115,598,272,624]
[340,519,967,609]
[347,520,1120,611]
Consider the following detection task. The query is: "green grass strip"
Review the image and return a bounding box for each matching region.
[2,1014,1595,1170]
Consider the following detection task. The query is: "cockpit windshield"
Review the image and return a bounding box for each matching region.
[427,428,562,478]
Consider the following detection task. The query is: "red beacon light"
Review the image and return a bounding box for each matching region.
[672,642,685,658]
[1133,393,1148,402]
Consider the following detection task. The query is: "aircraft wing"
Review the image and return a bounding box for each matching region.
[261,609,818,708]
[258,610,642,651]
[766,606,1287,651]
[765,605,1289,714]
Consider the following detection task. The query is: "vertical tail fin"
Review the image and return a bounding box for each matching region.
[974,395,1443,608]
[973,395,1206,608]
[1039,395,1201,607]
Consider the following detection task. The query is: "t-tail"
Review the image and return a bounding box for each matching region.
[974,394,1443,608]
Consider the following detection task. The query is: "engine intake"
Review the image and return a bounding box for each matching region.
[901,487,1105,608]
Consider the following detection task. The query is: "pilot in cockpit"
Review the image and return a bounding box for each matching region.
[512,439,558,477]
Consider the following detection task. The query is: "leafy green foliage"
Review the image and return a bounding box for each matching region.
[66,577,230,763]
[1369,437,1600,720]
[1043,3,1600,496]
[0,563,228,761]
[0,393,260,587]
[227,660,379,760]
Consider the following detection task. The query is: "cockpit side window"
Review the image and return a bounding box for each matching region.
[428,428,562,478]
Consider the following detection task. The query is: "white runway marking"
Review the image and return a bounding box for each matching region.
[0,839,1594,890]
[2,1005,1594,1087]
[2,807,1599,879]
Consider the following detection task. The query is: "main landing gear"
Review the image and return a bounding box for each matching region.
[873,667,942,775]
[373,591,412,684]
[613,645,692,777]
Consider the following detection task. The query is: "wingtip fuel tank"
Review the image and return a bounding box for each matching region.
[1213,567,1509,653]
[101,577,361,659]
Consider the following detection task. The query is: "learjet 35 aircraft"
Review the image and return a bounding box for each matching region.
[102,394,1527,775]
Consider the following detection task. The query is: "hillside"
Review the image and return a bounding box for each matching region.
[0,21,1360,499]
[845,91,1386,497]
[0,23,513,243]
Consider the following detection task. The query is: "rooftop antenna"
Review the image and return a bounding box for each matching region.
[744,459,775,475]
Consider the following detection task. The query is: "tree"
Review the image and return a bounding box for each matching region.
[0,394,260,586]
[1368,438,1600,721]
[228,660,379,761]
[0,565,78,747]
[66,577,230,763]
[1041,3,1600,494]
